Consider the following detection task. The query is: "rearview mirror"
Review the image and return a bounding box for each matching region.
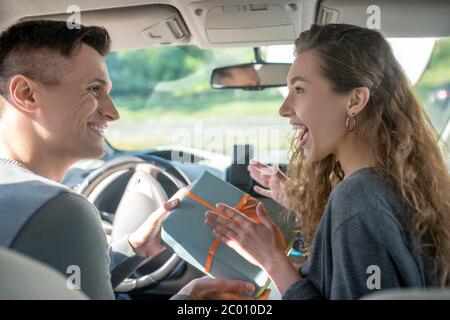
[210,63,291,90]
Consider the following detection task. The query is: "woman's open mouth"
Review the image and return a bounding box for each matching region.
[292,124,310,147]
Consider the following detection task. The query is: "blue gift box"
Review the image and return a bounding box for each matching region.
[161,171,296,297]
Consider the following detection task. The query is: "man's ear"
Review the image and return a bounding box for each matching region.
[346,87,370,117]
[8,75,39,114]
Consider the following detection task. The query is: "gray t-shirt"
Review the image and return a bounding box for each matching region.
[282,167,438,300]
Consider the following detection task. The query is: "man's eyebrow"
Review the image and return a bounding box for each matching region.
[87,78,110,86]
[87,78,113,91]
[289,76,310,85]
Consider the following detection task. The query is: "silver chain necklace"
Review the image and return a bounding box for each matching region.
[0,158,33,173]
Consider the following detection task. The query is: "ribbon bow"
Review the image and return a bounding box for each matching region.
[177,188,287,273]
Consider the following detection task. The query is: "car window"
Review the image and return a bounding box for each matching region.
[105,46,291,164]
[413,38,450,138]
[412,37,450,170]
[105,39,450,165]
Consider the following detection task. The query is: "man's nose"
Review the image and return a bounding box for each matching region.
[99,96,120,121]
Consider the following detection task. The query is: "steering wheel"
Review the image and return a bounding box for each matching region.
[76,155,190,292]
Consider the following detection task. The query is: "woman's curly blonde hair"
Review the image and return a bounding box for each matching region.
[285,24,450,286]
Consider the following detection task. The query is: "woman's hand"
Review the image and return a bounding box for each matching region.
[205,202,302,295]
[128,198,179,258]
[248,160,291,210]
[177,277,271,300]
[205,202,284,270]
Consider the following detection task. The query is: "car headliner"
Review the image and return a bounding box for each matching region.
[1,0,450,51]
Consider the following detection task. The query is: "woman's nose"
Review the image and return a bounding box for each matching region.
[279,97,292,118]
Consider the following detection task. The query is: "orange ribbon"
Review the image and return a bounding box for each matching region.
[177,188,287,273]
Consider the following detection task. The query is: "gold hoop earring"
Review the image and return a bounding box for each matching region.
[346,113,356,132]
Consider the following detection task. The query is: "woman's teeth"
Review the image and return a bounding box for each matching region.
[88,123,105,135]
[295,125,309,146]
[300,129,309,145]
[291,124,309,146]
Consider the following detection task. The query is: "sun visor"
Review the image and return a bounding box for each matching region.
[20,4,191,50]
[317,0,450,38]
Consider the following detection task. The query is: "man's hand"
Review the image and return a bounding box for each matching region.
[128,198,179,258]
[177,278,271,300]
[127,185,194,258]
[248,160,291,210]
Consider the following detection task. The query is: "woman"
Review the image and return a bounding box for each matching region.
[205,23,450,299]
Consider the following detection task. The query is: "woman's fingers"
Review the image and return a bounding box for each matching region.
[274,167,288,182]
[216,203,253,224]
[213,202,277,234]
[249,161,285,181]
[253,185,272,199]
[248,168,270,188]
[215,232,246,253]
[248,161,274,184]
[209,218,239,240]
[248,164,273,177]
[205,205,255,251]
[248,159,270,169]
[206,202,273,234]
[256,202,274,230]
[249,162,287,196]
[205,209,241,237]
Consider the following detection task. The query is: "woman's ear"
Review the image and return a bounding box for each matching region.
[8,75,39,114]
[347,86,370,116]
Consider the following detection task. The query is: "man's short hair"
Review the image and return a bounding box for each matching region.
[0,20,111,102]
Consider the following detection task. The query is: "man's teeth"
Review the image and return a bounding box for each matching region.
[88,123,105,135]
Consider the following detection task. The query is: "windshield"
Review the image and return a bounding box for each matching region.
[105,39,450,165]
[106,46,289,164]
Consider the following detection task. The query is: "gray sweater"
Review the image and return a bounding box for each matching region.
[0,162,145,299]
[282,167,438,300]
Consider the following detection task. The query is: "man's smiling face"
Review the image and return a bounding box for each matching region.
[35,44,120,160]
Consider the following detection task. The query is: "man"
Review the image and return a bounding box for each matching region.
[0,20,259,300]
[213,65,261,88]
